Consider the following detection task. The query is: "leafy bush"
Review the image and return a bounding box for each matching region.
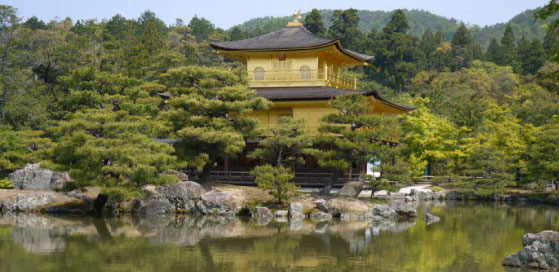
[0,179,14,189]
[250,165,299,204]
[362,175,398,196]
[101,187,143,203]
[431,186,443,192]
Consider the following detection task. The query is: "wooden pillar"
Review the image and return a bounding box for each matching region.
[224,158,229,174]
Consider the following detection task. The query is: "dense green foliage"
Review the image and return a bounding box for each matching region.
[250,164,298,204]
[1,2,559,195]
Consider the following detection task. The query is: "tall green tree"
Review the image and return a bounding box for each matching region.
[0,5,20,120]
[526,116,559,186]
[159,66,269,182]
[304,9,325,36]
[519,38,546,75]
[248,117,315,168]
[500,25,520,71]
[451,24,473,70]
[314,93,393,194]
[188,16,215,41]
[485,38,502,64]
[138,10,168,37]
[328,9,362,50]
[141,22,166,56]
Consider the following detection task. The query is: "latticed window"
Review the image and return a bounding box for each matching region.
[254,67,265,80]
[300,65,311,80]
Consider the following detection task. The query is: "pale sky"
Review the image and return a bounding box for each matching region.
[4,0,550,29]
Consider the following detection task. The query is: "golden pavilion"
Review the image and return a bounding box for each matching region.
[208,12,414,185]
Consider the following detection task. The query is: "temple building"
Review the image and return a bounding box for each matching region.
[208,12,414,186]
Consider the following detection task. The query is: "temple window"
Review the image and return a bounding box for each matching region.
[300,65,311,80]
[254,67,265,80]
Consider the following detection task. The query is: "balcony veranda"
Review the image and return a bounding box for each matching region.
[247,69,357,90]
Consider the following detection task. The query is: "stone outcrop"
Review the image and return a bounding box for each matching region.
[253,207,273,219]
[338,182,364,197]
[9,163,70,190]
[2,192,57,212]
[503,231,559,270]
[423,212,440,224]
[289,202,305,219]
[310,211,332,221]
[315,199,331,213]
[155,181,204,211]
[365,204,397,221]
[389,201,417,218]
[196,191,237,216]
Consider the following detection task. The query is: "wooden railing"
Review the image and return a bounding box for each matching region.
[210,170,361,188]
[247,69,356,90]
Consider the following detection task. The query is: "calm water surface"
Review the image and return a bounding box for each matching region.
[0,202,557,272]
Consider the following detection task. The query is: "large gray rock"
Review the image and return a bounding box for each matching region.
[163,170,189,181]
[196,191,237,216]
[274,210,288,218]
[253,207,273,219]
[310,211,332,221]
[503,231,559,270]
[315,199,331,213]
[423,212,440,224]
[339,182,365,197]
[365,204,397,221]
[2,192,57,212]
[389,201,417,218]
[9,163,70,190]
[289,202,305,219]
[155,181,204,212]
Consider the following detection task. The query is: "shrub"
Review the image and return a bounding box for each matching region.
[101,187,143,203]
[0,179,14,189]
[431,186,443,192]
[250,165,299,204]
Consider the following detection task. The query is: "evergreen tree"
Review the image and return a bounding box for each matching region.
[518,37,546,75]
[105,14,128,40]
[485,38,502,64]
[51,109,177,189]
[329,9,363,50]
[451,24,473,70]
[159,66,270,182]
[543,28,559,60]
[123,20,148,78]
[141,22,166,56]
[250,165,298,204]
[248,117,315,168]
[368,10,423,91]
[188,16,215,41]
[314,94,393,194]
[383,9,409,34]
[472,43,484,61]
[500,24,520,71]
[304,9,325,36]
[420,29,437,70]
[138,10,168,37]
[23,16,46,30]
[229,26,244,41]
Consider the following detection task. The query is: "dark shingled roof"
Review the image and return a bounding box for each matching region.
[253,86,415,111]
[210,26,374,62]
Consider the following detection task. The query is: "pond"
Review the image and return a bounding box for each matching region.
[0,202,557,272]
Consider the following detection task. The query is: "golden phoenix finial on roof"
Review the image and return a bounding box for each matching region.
[294,9,301,21]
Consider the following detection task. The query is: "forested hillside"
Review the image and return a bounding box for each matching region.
[1,1,559,199]
[234,8,555,48]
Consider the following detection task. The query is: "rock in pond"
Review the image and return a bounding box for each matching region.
[9,163,70,190]
[389,201,417,218]
[503,230,559,270]
[423,212,440,224]
[289,202,305,219]
[2,192,57,212]
[310,211,332,221]
[365,204,397,221]
[338,181,365,197]
[196,191,237,216]
[315,199,331,213]
[253,207,273,219]
[155,181,205,211]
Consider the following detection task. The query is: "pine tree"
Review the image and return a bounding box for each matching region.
[329,9,363,50]
[383,9,409,34]
[314,94,393,195]
[543,28,559,61]
[51,109,177,188]
[485,38,502,64]
[451,24,473,70]
[229,26,244,41]
[142,22,166,56]
[123,20,148,78]
[519,39,546,75]
[250,165,298,204]
[500,25,520,71]
[472,43,484,61]
[526,116,559,187]
[248,117,315,168]
[159,66,270,182]
[304,9,325,36]
[420,29,437,70]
